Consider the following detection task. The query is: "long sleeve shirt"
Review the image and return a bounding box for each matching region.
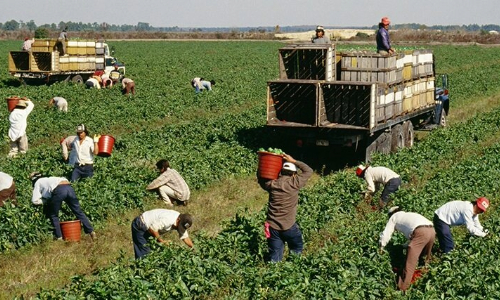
[435,201,486,237]
[376,27,391,51]
[68,136,95,165]
[141,209,188,239]
[260,161,313,231]
[364,166,399,193]
[61,135,77,161]
[8,101,34,141]
[379,211,433,247]
[31,177,68,205]
[146,168,190,201]
[0,172,14,191]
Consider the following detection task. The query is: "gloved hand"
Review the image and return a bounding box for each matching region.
[364,191,373,202]
[93,134,101,143]
[484,229,489,235]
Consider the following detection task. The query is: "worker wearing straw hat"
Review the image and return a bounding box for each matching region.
[8,98,34,158]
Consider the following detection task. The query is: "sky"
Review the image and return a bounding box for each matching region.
[2,0,499,28]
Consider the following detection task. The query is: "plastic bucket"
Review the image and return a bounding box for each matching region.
[60,220,82,242]
[6,97,20,112]
[257,151,284,180]
[97,135,115,157]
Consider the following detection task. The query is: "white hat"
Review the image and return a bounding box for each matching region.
[282,162,297,172]
[387,206,400,216]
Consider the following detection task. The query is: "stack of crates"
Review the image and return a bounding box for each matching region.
[340,51,400,85]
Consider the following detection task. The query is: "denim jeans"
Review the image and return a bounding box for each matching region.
[267,223,304,262]
[46,184,94,238]
[131,216,152,259]
[71,164,94,182]
[433,214,454,253]
[381,177,401,203]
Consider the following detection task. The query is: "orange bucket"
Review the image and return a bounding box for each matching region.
[257,151,284,180]
[6,97,20,112]
[60,220,82,242]
[97,135,115,157]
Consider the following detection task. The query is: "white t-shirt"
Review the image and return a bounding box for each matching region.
[141,209,188,240]
[69,136,95,165]
[435,200,486,237]
[8,101,34,141]
[32,177,68,205]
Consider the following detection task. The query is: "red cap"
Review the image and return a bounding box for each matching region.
[60,137,66,144]
[356,165,365,177]
[476,197,490,212]
[381,17,390,26]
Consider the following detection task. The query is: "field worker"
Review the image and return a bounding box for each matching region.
[30,172,96,241]
[8,98,34,158]
[109,64,123,84]
[0,171,17,207]
[258,154,313,262]
[48,97,68,112]
[22,37,34,51]
[376,17,394,55]
[68,124,100,182]
[85,77,101,89]
[57,27,68,56]
[101,73,112,88]
[146,159,190,206]
[191,77,215,93]
[60,135,77,163]
[379,206,435,291]
[311,26,330,44]
[433,198,490,254]
[356,165,401,209]
[131,209,194,259]
[121,77,135,95]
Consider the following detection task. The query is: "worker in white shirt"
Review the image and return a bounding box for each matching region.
[131,209,194,259]
[69,124,100,182]
[60,135,77,163]
[49,97,68,112]
[8,98,34,158]
[85,77,101,89]
[433,198,490,254]
[356,165,401,209]
[379,206,435,291]
[0,172,17,207]
[30,172,96,241]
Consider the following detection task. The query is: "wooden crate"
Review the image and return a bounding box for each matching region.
[279,44,336,81]
[403,95,413,113]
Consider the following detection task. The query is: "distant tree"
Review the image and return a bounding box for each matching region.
[137,22,151,31]
[26,20,37,32]
[35,27,49,38]
[3,19,20,31]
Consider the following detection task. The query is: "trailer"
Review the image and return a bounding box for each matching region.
[266,44,449,162]
[8,39,125,84]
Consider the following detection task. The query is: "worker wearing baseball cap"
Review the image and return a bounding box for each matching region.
[258,154,313,262]
[376,17,394,55]
[311,25,330,44]
[433,197,490,253]
[379,206,435,291]
[355,164,401,209]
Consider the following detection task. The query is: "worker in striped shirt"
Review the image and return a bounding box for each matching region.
[146,159,191,206]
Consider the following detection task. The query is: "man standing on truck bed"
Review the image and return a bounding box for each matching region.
[57,27,68,56]
[376,17,394,55]
[258,154,313,262]
[311,26,330,44]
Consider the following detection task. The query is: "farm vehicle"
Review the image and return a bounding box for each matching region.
[8,39,125,84]
[265,44,449,162]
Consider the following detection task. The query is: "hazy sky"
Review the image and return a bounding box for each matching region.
[2,0,498,28]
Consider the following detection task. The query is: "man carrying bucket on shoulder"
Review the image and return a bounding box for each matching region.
[30,172,96,241]
[257,154,313,262]
[8,98,34,158]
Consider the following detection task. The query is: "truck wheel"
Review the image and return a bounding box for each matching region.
[72,75,84,84]
[376,132,392,155]
[391,124,404,153]
[403,121,414,148]
[439,110,447,127]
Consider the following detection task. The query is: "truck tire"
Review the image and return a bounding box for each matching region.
[391,124,404,153]
[72,75,84,84]
[403,121,414,148]
[376,132,392,155]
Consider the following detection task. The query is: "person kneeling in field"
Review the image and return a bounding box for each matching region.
[433,197,490,254]
[356,165,401,210]
[191,77,215,93]
[49,97,68,112]
[146,160,190,206]
[379,206,435,291]
[131,209,193,259]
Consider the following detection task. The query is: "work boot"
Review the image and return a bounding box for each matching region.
[89,231,97,241]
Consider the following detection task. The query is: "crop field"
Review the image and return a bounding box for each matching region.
[1,40,500,299]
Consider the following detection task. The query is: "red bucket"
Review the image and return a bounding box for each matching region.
[257,151,284,180]
[60,220,81,242]
[97,135,115,157]
[6,97,20,112]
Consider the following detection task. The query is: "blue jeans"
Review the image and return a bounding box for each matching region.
[381,177,401,203]
[46,184,94,238]
[267,223,303,262]
[131,216,152,259]
[71,164,94,182]
[433,213,454,253]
